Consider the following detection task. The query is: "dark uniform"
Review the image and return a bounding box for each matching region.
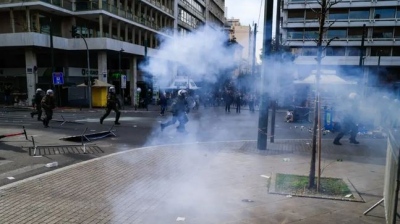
[333,100,359,145]
[41,94,55,128]
[160,93,190,133]
[100,92,121,125]
[31,92,43,120]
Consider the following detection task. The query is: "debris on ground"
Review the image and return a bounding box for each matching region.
[45,162,58,168]
[7,177,15,180]
[242,199,254,203]
[176,217,186,221]
[337,159,343,162]
[283,158,290,162]
[260,175,270,179]
[344,194,353,198]
[286,195,292,198]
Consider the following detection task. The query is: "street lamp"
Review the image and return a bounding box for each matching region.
[119,48,125,109]
[72,25,92,109]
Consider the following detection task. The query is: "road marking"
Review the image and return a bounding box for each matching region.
[0,164,46,180]
[0,160,12,167]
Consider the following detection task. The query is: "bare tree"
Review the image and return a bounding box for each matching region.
[308,0,341,190]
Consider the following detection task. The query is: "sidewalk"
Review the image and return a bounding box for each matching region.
[0,139,390,224]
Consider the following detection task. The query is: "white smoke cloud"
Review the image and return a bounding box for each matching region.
[141,25,239,87]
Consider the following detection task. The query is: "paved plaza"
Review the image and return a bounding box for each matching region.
[0,137,391,224]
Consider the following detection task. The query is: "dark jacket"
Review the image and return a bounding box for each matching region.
[170,97,189,116]
[41,95,55,110]
[34,92,43,105]
[107,92,120,108]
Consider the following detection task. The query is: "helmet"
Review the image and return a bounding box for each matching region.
[46,89,53,95]
[348,92,358,100]
[36,88,42,93]
[109,86,115,93]
[178,90,187,97]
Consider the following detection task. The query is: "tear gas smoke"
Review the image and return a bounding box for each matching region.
[140,25,240,87]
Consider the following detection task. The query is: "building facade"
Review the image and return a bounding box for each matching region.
[281,0,400,89]
[224,18,252,76]
[0,0,225,106]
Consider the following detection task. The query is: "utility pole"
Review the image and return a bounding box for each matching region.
[72,26,92,109]
[359,24,367,96]
[270,0,282,143]
[251,23,257,76]
[119,49,125,109]
[49,17,61,107]
[257,0,274,150]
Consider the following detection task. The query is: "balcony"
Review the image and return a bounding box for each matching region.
[0,0,171,32]
[179,0,205,21]
[141,0,174,17]
[0,0,73,11]
[283,0,400,10]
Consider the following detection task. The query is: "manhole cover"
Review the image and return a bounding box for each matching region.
[29,145,103,156]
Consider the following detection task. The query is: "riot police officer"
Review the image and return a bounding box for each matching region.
[333,92,360,145]
[160,90,190,133]
[41,89,56,128]
[100,86,121,125]
[31,88,44,121]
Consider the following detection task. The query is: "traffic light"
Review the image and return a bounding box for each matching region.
[71,26,78,38]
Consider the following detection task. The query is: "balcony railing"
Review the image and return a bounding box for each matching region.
[0,0,73,11]
[0,0,169,33]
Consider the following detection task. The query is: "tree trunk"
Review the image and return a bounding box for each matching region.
[309,0,327,189]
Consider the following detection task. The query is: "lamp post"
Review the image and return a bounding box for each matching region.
[71,25,91,108]
[81,37,92,109]
[119,48,125,109]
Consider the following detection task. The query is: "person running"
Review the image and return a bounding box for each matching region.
[333,92,360,145]
[100,86,121,125]
[160,90,190,133]
[31,88,44,121]
[41,89,56,128]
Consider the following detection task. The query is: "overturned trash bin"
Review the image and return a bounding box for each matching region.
[60,125,116,142]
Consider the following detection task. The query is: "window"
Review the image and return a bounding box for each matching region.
[327,29,347,39]
[392,47,400,56]
[371,47,391,56]
[394,27,400,38]
[374,8,395,19]
[302,48,317,56]
[347,47,361,56]
[348,27,365,39]
[373,27,393,39]
[305,9,318,20]
[304,29,318,39]
[396,7,400,19]
[328,8,348,20]
[287,29,303,39]
[288,10,304,20]
[349,8,370,20]
[326,47,345,56]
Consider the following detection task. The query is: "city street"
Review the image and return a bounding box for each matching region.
[0,105,392,223]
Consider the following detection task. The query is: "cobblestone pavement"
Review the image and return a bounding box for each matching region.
[0,139,392,224]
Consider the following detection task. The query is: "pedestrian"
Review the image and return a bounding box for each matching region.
[41,89,56,128]
[248,93,255,112]
[4,84,12,105]
[333,92,360,145]
[160,90,190,133]
[31,88,44,121]
[100,86,121,125]
[159,92,167,116]
[224,91,232,113]
[235,92,241,113]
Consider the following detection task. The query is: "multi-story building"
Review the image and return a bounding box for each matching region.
[281,0,400,89]
[0,0,225,106]
[225,18,251,62]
